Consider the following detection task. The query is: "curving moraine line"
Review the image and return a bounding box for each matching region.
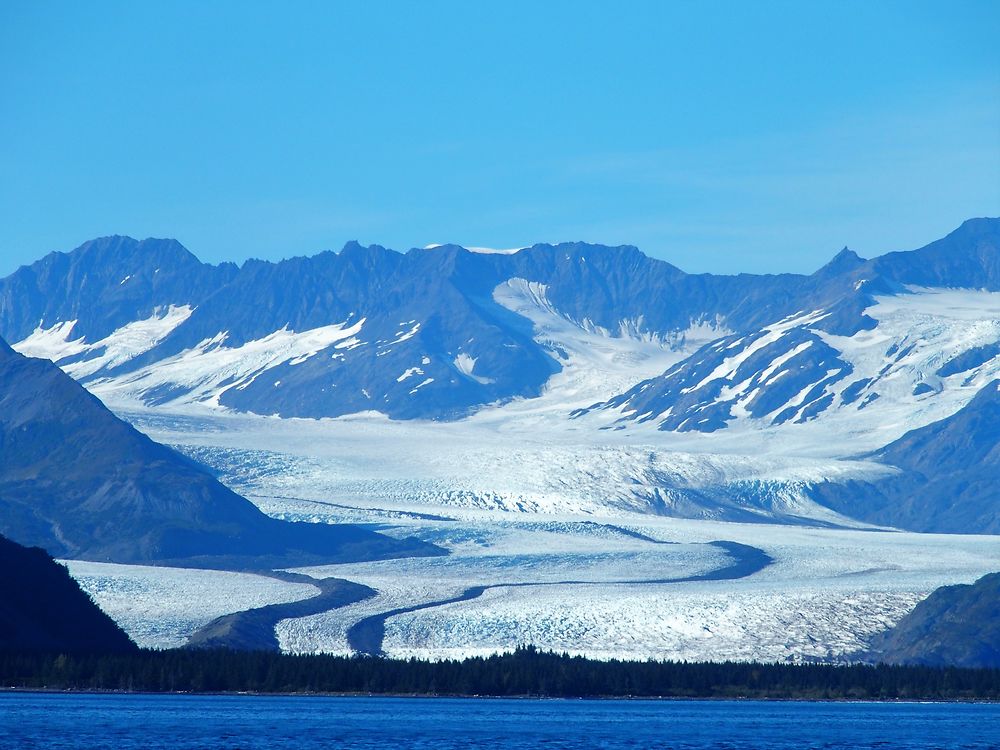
[186,571,376,651]
[346,540,774,656]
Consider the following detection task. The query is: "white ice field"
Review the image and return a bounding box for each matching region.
[278,516,998,663]
[37,284,1000,661]
[59,405,1000,663]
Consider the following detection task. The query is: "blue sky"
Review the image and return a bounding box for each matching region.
[1,1,998,276]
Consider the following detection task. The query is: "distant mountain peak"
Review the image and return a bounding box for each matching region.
[957,216,1000,232]
[74,235,200,265]
[337,240,397,264]
[815,247,865,276]
[339,239,368,254]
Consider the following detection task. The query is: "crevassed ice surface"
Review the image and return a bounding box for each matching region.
[273,515,1000,661]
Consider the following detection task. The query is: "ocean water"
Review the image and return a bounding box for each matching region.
[0,693,998,749]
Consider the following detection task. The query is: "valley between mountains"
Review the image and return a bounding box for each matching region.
[3,218,999,664]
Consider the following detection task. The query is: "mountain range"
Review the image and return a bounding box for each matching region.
[2,218,998,535]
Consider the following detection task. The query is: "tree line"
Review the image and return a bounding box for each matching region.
[2,646,999,700]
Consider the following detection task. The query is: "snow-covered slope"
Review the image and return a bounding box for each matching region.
[84,317,368,409]
[16,305,194,378]
[586,287,1000,447]
[488,277,721,415]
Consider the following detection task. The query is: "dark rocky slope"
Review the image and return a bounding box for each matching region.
[809,381,1000,533]
[0,533,136,652]
[870,572,1000,668]
[0,337,441,567]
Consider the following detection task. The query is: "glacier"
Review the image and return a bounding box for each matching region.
[4,220,998,662]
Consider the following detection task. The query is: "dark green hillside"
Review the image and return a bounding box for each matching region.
[0,534,135,653]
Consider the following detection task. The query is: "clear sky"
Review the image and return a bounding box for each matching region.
[1,0,998,276]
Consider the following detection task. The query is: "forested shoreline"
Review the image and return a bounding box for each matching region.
[2,646,999,700]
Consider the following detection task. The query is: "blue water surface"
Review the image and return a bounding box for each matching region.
[1,693,998,749]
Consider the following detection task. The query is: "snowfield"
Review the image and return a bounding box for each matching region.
[131,409,890,524]
[276,528,731,656]
[377,585,926,663]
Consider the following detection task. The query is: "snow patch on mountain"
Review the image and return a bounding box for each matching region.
[76,306,195,376]
[387,321,420,345]
[14,320,89,360]
[397,367,424,382]
[423,244,526,255]
[466,246,526,255]
[15,305,195,376]
[453,352,494,385]
[409,377,434,395]
[85,317,366,409]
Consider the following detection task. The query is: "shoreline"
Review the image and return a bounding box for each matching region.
[2,687,997,704]
[4,647,997,702]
